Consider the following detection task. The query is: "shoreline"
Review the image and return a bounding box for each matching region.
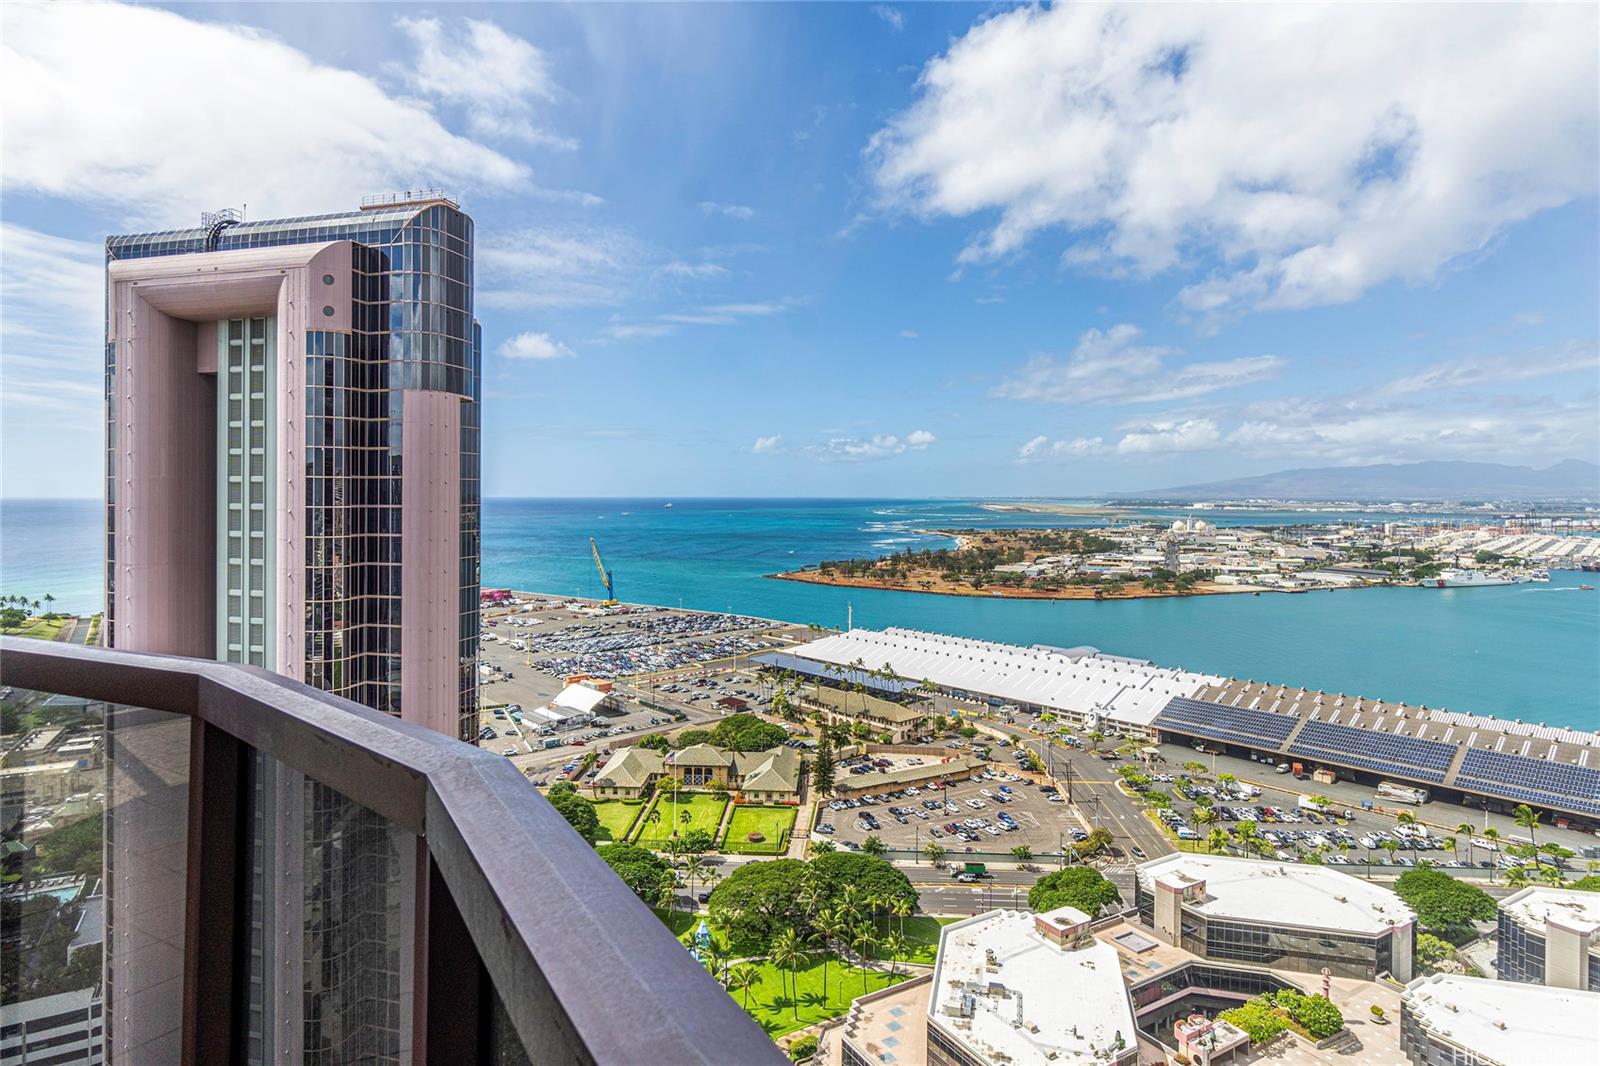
[766,569,1264,601]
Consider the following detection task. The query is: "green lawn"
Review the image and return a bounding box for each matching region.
[866,915,959,965]
[722,805,797,854]
[726,952,909,1038]
[633,792,729,847]
[591,800,645,842]
[1,616,70,641]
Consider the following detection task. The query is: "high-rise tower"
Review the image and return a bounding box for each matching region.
[104,193,481,740]
[101,195,483,1061]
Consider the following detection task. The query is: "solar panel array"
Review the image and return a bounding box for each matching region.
[1289,720,1454,784]
[1455,749,1600,816]
[750,651,921,694]
[1154,697,1298,750]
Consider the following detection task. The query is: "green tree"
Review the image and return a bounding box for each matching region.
[712,713,789,752]
[810,851,917,911]
[812,737,836,795]
[769,928,804,1018]
[1219,998,1287,1044]
[1393,868,1496,942]
[674,728,716,749]
[638,733,671,752]
[1010,844,1033,865]
[597,843,672,902]
[922,841,947,866]
[1513,804,1543,867]
[729,962,761,1009]
[786,1034,818,1062]
[1027,867,1119,916]
[1415,932,1458,974]
[708,859,813,946]
[861,835,887,857]
[546,787,600,844]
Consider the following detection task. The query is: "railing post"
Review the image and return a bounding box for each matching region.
[182,719,246,1065]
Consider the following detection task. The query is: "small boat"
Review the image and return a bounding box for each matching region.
[1581,584,1595,591]
[1530,568,1550,582]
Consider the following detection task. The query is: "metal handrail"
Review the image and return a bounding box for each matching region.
[0,637,782,1065]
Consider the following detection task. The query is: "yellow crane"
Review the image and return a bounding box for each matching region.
[589,537,617,604]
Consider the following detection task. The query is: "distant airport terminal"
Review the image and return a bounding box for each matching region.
[760,626,1600,824]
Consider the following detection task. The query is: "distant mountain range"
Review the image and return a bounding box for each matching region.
[1115,460,1600,502]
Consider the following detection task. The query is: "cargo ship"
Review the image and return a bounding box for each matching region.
[1425,567,1521,588]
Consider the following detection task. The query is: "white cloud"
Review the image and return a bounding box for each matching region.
[752,435,783,454]
[899,330,920,339]
[602,323,677,340]
[395,16,573,149]
[993,324,1282,406]
[0,225,104,409]
[0,3,528,223]
[1016,434,1106,461]
[498,332,575,361]
[868,3,1598,316]
[1115,419,1222,456]
[873,6,905,32]
[658,261,729,280]
[698,201,757,220]
[810,430,936,462]
[480,226,647,309]
[1378,342,1597,397]
[603,299,800,340]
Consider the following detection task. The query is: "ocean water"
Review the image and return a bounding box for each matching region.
[5,497,1597,729]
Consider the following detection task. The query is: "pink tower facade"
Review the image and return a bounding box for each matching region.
[104,199,481,741]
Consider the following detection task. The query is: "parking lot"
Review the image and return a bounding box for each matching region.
[1153,776,1572,874]
[816,754,1086,858]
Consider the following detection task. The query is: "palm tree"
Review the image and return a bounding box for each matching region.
[1206,827,1229,855]
[1483,827,1502,882]
[922,841,946,867]
[1505,865,1531,889]
[815,904,844,999]
[685,855,709,902]
[1379,839,1400,871]
[769,929,803,1013]
[1539,863,1565,887]
[702,945,729,987]
[881,931,909,979]
[1441,835,1458,863]
[656,879,677,922]
[890,895,913,938]
[1513,805,1542,869]
[851,923,877,994]
[729,962,761,1009]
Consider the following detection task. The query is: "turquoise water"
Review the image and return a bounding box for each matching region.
[5,497,1597,728]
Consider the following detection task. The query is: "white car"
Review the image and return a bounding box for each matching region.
[979,789,993,798]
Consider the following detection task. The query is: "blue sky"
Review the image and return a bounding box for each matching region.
[2,2,1596,498]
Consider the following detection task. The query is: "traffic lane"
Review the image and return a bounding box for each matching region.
[1012,736,1175,861]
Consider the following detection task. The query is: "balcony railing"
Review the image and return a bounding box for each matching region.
[0,637,782,1065]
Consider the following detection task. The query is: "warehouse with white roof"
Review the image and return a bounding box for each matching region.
[791,627,1221,734]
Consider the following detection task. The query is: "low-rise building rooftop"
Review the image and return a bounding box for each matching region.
[1137,853,1414,937]
[1401,974,1600,1066]
[1500,886,1600,935]
[928,907,1138,1065]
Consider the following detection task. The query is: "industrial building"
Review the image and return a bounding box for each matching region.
[781,627,1600,824]
[787,627,1221,734]
[1134,853,1416,981]
[1496,887,1600,989]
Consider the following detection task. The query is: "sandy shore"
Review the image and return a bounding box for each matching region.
[979,501,1134,517]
